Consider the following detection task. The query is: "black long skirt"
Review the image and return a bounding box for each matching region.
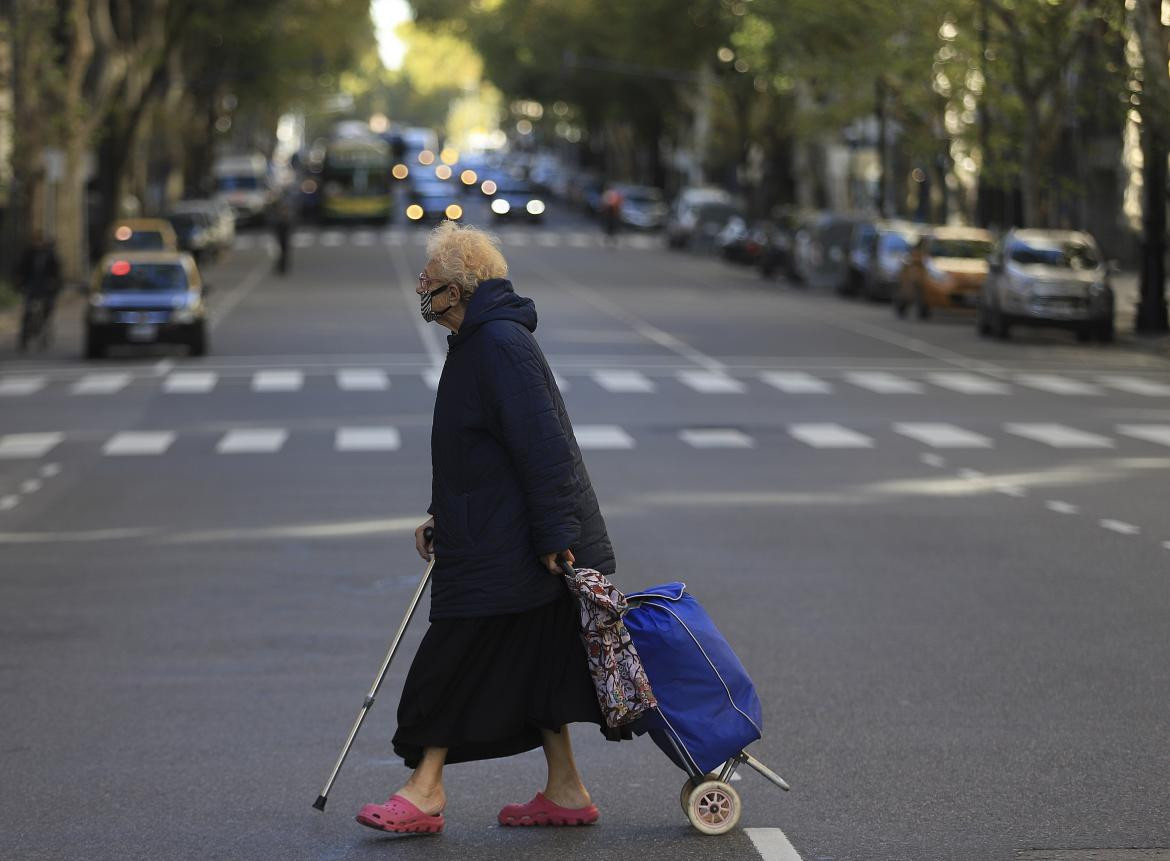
[392,590,624,769]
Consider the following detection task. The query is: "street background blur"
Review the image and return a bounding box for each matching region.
[2,2,1170,860]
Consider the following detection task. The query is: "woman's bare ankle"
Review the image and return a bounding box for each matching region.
[542,778,592,809]
[395,780,446,815]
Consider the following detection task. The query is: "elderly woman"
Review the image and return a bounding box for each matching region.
[356,222,618,834]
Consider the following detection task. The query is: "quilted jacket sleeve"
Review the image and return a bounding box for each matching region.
[482,329,580,556]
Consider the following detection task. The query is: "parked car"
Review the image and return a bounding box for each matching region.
[895,226,994,319]
[666,187,735,249]
[977,228,1115,342]
[108,218,178,253]
[757,209,812,280]
[840,220,880,295]
[719,217,772,266]
[617,185,669,231]
[213,153,273,226]
[165,209,216,261]
[862,222,920,301]
[792,213,865,287]
[85,251,209,358]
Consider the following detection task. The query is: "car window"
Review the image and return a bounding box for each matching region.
[113,231,166,250]
[167,214,202,230]
[218,175,260,191]
[880,234,913,253]
[1009,239,1099,269]
[929,238,992,259]
[102,262,188,292]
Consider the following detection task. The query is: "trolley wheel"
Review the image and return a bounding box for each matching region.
[679,774,719,814]
[684,779,742,835]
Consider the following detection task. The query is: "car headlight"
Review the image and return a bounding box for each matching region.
[527,199,545,215]
[173,308,198,324]
[491,198,511,214]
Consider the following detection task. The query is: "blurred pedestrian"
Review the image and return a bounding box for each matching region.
[270,186,296,275]
[355,221,621,834]
[600,186,623,245]
[15,229,62,351]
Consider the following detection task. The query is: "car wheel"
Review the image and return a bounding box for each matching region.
[1075,325,1093,343]
[188,323,208,357]
[1095,318,1115,343]
[84,329,105,360]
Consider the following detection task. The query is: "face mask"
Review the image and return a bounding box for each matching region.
[420,284,450,323]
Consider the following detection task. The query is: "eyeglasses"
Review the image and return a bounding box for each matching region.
[418,272,444,290]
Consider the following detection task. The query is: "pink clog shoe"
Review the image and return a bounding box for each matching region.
[497,792,599,826]
[355,794,444,834]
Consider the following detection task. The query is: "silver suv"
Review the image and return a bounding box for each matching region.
[977,229,1115,342]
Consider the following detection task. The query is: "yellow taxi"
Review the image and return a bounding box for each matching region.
[895,226,994,319]
[108,218,179,252]
[85,251,209,358]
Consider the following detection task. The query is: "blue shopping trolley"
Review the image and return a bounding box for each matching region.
[624,582,790,835]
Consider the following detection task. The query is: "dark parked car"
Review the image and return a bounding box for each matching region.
[862,222,920,301]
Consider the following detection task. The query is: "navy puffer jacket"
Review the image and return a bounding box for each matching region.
[427,278,615,620]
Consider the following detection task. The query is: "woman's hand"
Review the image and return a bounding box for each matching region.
[540,548,575,574]
[415,516,435,562]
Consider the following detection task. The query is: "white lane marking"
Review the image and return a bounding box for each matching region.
[19,479,43,494]
[1004,423,1114,448]
[893,423,992,448]
[1116,424,1170,447]
[0,495,19,511]
[504,232,530,246]
[0,376,47,396]
[995,484,1027,498]
[209,255,270,333]
[957,468,985,480]
[788,423,873,449]
[336,427,401,452]
[746,827,804,861]
[71,373,130,395]
[216,429,288,454]
[927,372,1010,395]
[1016,374,1101,396]
[352,231,375,246]
[337,368,390,391]
[574,425,635,450]
[1097,375,1170,396]
[422,368,442,391]
[153,358,175,376]
[1100,518,1140,535]
[844,371,923,394]
[758,371,832,394]
[1046,500,1081,514]
[920,453,947,467]
[591,369,656,393]
[568,232,592,248]
[252,370,304,392]
[291,232,315,248]
[679,428,754,449]
[537,233,561,247]
[102,431,176,456]
[626,234,656,250]
[320,231,344,247]
[677,370,746,394]
[164,371,218,394]
[553,372,570,392]
[383,231,403,246]
[1163,541,1170,551]
[0,433,65,459]
[40,463,62,478]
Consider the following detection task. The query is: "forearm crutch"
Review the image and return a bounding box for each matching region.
[313,530,434,811]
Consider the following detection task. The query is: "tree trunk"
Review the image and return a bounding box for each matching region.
[1133,0,1170,333]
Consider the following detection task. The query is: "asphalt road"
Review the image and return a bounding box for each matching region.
[2,195,1170,861]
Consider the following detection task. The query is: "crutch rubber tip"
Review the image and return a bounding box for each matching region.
[313,795,328,811]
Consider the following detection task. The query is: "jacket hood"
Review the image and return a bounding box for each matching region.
[447,278,536,350]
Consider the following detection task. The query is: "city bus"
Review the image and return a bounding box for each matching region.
[321,137,392,222]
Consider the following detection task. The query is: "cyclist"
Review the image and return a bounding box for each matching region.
[16,230,62,351]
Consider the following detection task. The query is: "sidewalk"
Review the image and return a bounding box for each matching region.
[0,288,83,338]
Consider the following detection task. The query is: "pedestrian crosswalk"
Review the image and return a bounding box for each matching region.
[230,228,663,253]
[3,422,1170,461]
[2,368,1168,401]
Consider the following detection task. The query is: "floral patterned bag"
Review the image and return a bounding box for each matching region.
[560,565,657,728]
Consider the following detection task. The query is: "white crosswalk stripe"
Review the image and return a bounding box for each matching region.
[574,425,635,449]
[679,428,754,448]
[1097,375,1170,396]
[926,372,1010,395]
[591,370,656,393]
[0,433,64,459]
[291,232,315,248]
[893,423,993,448]
[1116,424,1170,447]
[537,233,561,247]
[164,372,218,394]
[422,367,442,391]
[677,370,746,394]
[352,231,375,246]
[788,423,874,448]
[72,373,131,395]
[337,369,390,391]
[758,371,832,394]
[103,431,176,456]
[216,429,288,454]
[845,371,923,394]
[384,231,405,246]
[335,427,401,452]
[1016,374,1101,396]
[567,232,592,248]
[1004,423,1113,448]
[252,370,304,392]
[320,231,344,247]
[0,376,47,396]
